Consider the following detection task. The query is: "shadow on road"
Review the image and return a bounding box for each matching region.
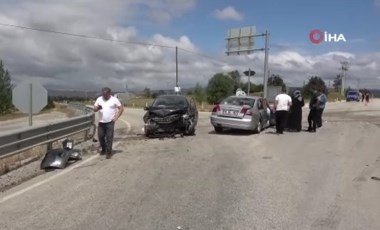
[265,131,280,135]
[208,129,255,136]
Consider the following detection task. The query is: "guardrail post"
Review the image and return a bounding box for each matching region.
[47,142,53,151]
[84,129,89,141]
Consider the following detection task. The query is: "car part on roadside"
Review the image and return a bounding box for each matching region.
[210,96,272,133]
[62,139,74,150]
[143,95,198,138]
[40,139,82,170]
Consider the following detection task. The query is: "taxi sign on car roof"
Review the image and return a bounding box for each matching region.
[236,88,246,96]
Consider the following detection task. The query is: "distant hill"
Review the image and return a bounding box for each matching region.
[367,89,380,97]
[48,89,134,99]
[47,89,99,98]
[48,87,380,99]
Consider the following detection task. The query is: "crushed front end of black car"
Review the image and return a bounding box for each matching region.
[143,95,198,138]
[143,108,195,137]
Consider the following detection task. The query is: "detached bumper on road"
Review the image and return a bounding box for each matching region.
[210,115,254,130]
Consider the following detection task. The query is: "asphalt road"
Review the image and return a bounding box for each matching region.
[1,100,380,230]
[0,111,71,135]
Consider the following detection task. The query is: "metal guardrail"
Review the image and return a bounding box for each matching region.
[0,102,95,158]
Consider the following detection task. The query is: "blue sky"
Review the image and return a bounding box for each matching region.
[0,0,380,90]
[137,0,380,55]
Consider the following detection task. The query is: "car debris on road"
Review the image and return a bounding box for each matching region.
[40,139,82,170]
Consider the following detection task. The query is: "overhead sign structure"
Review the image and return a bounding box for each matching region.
[225,26,270,99]
[12,80,48,126]
[226,26,256,55]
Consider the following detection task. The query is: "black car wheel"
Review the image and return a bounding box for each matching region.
[254,120,262,134]
[214,126,223,133]
[187,127,196,136]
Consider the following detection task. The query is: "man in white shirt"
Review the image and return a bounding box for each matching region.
[93,87,124,159]
[274,89,292,134]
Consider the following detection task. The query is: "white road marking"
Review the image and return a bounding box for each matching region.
[0,118,131,204]
[120,118,131,134]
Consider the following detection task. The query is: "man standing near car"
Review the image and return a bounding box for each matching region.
[94,87,124,159]
[274,89,292,134]
[316,89,327,128]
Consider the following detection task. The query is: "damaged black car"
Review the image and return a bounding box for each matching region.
[143,95,198,137]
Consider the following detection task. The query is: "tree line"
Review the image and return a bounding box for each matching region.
[141,70,331,104]
[0,60,55,115]
[186,70,328,104]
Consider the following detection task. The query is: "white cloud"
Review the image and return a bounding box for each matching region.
[136,0,196,24]
[0,0,379,93]
[220,50,380,89]
[213,6,243,21]
[375,0,380,7]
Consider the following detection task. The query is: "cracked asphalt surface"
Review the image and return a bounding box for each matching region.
[0,100,379,230]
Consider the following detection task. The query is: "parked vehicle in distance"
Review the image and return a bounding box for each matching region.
[210,95,273,133]
[143,95,198,137]
[346,90,361,102]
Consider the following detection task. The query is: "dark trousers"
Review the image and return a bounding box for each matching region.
[308,109,318,131]
[98,121,115,153]
[275,110,288,134]
[316,108,324,127]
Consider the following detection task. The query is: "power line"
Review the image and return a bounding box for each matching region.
[0,22,230,66]
[178,47,228,66]
[0,22,175,49]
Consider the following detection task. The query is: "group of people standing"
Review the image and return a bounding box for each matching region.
[273,88,327,134]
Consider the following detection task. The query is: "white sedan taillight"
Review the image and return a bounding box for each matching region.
[240,107,252,116]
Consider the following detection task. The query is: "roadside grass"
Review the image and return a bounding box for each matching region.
[0,103,76,121]
[327,91,345,102]
[125,97,154,108]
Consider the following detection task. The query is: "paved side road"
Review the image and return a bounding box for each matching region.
[0,100,379,230]
[0,111,71,136]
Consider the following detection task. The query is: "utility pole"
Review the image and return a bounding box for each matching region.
[263,30,270,99]
[248,69,251,94]
[175,46,179,95]
[244,69,256,95]
[340,61,349,96]
[357,79,360,89]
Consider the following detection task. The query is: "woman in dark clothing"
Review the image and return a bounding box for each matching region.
[365,92,370,105]
[287,90,305,131]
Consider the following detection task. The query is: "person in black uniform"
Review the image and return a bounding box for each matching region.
[307,90,320,133]
[287,90,305,132]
